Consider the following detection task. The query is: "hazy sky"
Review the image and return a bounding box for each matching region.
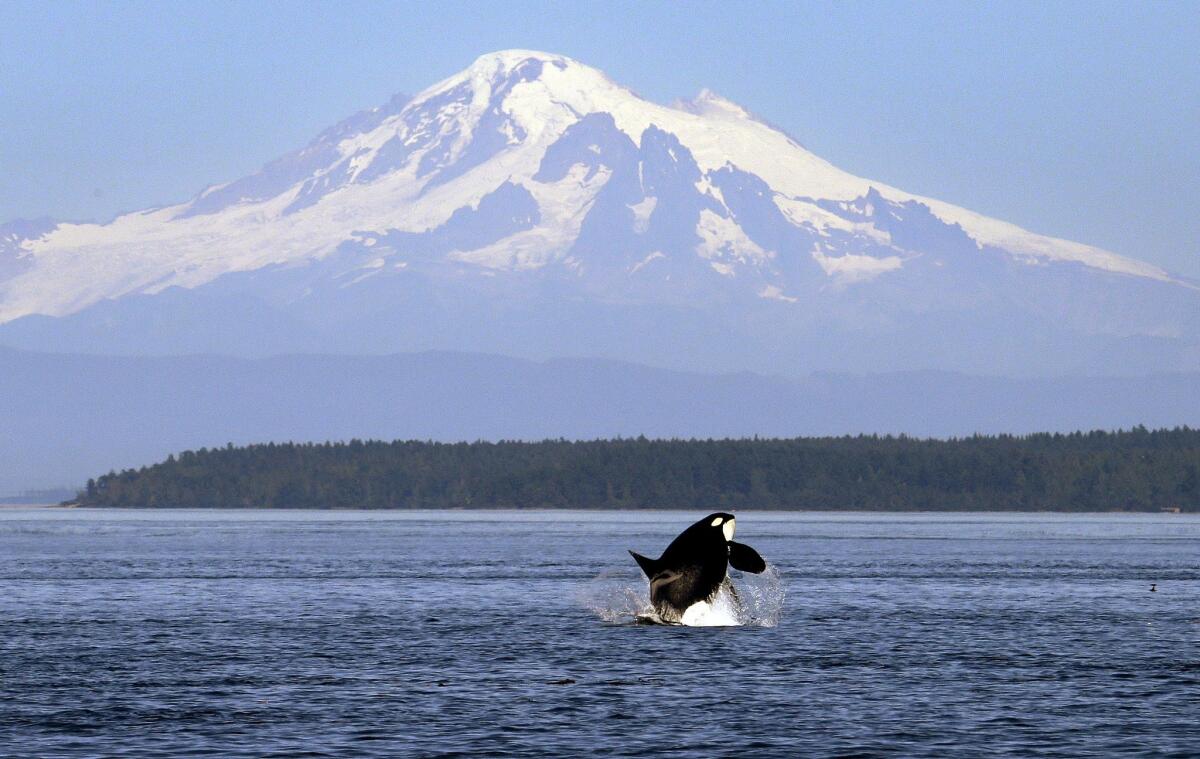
[2,0,1197,276]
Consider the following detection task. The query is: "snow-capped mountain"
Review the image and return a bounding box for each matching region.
[1,50,1196,375]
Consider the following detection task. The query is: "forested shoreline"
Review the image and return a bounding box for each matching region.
[72,428,1200,512]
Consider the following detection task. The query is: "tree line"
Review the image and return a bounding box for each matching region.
[73,428,1200,511]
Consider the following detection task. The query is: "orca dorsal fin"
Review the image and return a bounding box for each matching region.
[628,550,661,579]
[728,541,766,574]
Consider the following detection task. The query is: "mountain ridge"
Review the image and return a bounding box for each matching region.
[1,50,1196,375]
[2,344,1198,495]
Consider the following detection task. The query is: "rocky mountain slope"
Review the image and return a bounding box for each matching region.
[1,50,1195,375]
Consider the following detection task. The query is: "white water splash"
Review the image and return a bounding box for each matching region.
[579,564,785,627]
[733,564,786,627]
[679,592,741,626]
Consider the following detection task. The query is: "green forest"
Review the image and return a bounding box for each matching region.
[74,428,1200,511]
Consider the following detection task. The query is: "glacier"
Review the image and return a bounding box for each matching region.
[0,49,1196,376]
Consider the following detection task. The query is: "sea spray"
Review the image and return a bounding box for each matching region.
[578,568,650,623]
[732,564,786,627]
[579,564,785,627]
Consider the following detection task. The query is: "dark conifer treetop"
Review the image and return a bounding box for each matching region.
[76,428,1200,511]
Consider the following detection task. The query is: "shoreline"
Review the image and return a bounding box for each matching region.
[2,505,1193,515]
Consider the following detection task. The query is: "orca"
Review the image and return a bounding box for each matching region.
[629,512,766,623]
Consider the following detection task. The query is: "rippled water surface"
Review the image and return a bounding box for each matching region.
[2,509,1198,757]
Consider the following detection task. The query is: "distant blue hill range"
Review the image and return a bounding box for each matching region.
[1,346,1196,495]
[0,51,1196,493]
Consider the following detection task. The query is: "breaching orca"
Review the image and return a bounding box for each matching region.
[629,512,766,623]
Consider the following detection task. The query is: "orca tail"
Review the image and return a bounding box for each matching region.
[628,550,661,579]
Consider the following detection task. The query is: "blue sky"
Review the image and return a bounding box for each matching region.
[2,0,1197,276]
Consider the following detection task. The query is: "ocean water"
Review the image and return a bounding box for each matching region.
[1,509,1198,757]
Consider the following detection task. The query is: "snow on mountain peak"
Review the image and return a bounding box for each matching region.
[0,49,1193,370]
[466,49,577,74]
[679,89,754,120]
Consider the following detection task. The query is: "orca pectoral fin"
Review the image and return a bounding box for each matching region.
[629,550,661,579]
[728,542,766,573]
